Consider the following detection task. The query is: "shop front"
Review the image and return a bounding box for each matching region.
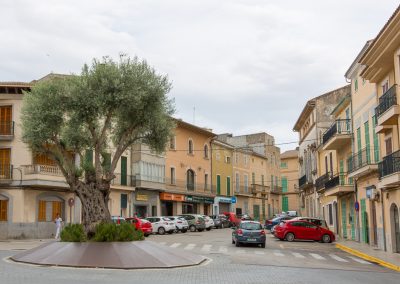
[160,192,185,216]
[184,195,214,215]
[132,189,159,218]
[214,196,235,215]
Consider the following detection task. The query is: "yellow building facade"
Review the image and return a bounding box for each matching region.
[280,149,300,214]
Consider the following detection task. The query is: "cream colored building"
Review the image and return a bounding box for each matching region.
[0,75,134,239]
[280,149,300,214]
[359,6,400,253]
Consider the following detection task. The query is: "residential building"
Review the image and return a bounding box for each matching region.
[293,85,351,220]
[211,139,234,214]
[359,6,400,253]
[164,119,215,216]
[280,149,300,213]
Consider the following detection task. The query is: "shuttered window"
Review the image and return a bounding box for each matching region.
[38,200,46,221]
[38,200,62,222]
[281,177,288,193]
[0,200,8,221]
[0,106,12,135]
[0,148,11,179]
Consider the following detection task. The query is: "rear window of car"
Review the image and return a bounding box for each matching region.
[162,218,171,221]
[240,222,262,230]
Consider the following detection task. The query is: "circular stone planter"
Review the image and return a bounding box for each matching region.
[11,240,207,269]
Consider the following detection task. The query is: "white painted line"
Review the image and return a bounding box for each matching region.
[273,250,284,257]
[235,249,246,254]
[218,246,228,253]
[310,253,326,260]
[158,242,166,246]
[348,256,371,264]
[329,254,348,262]
[254,251,265,255]
[184,244,196,250]
[292,252,305,258]
[201,244,212,252]
[169,243,181,248]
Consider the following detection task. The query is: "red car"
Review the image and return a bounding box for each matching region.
[274,219,335,243]
[223,212,241,227]
[126,217,153,237]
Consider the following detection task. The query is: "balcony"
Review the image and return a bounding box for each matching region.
[0,121,14,140]
[315,173,330,191]
[165,178,214,195]
[0,164,13,184]
[110,173,135,190]
[20,164,68,188]
[131,174,165,191]
[375,85,399,130]
[251,184,269,194]
[234,185,252,196]
[299,174,313,190]
[378,150,400,188]
[348,147,379,178]
[324,174,354,196]
[270,185,283,194]
[322,119,352,150]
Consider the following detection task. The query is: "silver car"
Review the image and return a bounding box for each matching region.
[167,216,189,233]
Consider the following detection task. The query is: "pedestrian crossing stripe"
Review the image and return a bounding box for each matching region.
[184,244,196,250]
[292,252,305,258]
[329,254,348,262]
[310,253,325,260]
[348,256,371,264]
[273,250,284,256]
[201,244,212,251]
[170,243,181,248]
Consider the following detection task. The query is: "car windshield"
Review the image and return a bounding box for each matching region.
[240,222,262,230]
[272,217,281,222]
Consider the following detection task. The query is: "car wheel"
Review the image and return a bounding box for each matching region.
[206,227,211,231]
[235,240,240,247]
[261,242,266,248]
[189,225,196,232]
[321,234,331,243]
[181,229,187,233]
[158,227,165,235]
[285,232,295,242]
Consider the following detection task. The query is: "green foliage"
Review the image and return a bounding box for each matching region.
[60,224,87,242]
[92,222,144,242]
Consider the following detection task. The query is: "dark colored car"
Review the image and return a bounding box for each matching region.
[232,221,266,248]
[274,220,335,243]
[211,215,230,228]
[223,212,241,227]
[126,217,153,237]
[179,214,206,232]
[265,216,293,230]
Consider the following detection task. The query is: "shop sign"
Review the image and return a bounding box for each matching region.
[204,197,214,204]
[160,192,185,202]
[185,196,214,204]
[136,194,148,201]
[231,196,237,204]
[218,197,232,203]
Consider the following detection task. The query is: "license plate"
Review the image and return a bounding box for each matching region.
[247,238,256,241]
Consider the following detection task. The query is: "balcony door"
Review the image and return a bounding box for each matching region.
[0,148,11,179]
[0,106,12,135]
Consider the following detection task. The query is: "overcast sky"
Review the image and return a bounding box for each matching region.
[1,0,399,152]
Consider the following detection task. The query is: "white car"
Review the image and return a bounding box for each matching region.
[145,216,175,235]
[167,216,189,233]
[202,215,215,231]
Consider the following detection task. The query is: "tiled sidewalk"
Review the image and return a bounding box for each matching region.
[336,239,400,272]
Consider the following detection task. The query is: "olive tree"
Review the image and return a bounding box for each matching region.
[21,55,174,234]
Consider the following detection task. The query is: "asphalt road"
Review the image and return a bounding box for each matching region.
[0,228,398,284]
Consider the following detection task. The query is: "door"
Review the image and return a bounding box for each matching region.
[216,175,221,195]
[341,200,347,238]
[291,222,307,239]
[339,160,344,185]
[371,201,378,246]
[361,199,369,244]
[364,121,371,163]
[226,177,231,196]
[0,148,11,179]
[350,198,355,240]
[120,156,127,186]
[0,106,12,135]
[393,205,400,253]
[282,196,289,212]
[253,205,260,221]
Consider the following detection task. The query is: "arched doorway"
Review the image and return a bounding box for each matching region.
[390,203,400,253]
[186,169,195,191]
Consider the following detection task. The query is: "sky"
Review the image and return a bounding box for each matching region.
[1,0,399,152]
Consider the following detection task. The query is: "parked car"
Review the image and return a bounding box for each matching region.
[231,221,266,248]
[265,216,293,230]
[291,217,328,229]
[286,211,298,217]
[274,219,335,243]
[239,214,252,221]
[179,214,206,232]
[167,216,189,233]
[202,215,214,231]
[125,217,153,237]
[211,215,230,228]
[111,216,126,224]
[145,216,175,235]
[223,212,241,227]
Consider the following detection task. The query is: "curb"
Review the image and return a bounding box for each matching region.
[336,243,400,272]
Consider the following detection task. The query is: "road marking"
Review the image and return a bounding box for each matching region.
[218,246,228,253]
[273,250,284,256]
[158,242,166,246]
[184,244,196,250]
[235,249,246,254]
[348,256,371,264]
[329,254,348,262]
[201,244,212,252]
[292,252,305,258]
[170,243,181,248]
[254,251,265,255]
[310,253,325,260]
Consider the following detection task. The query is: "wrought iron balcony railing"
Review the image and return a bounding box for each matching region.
[347,147,379,173]
[299,174,312,189]
[315,173,330,190]
[375,84,397,118]
[322,119,352,145]
[378,149,400,178]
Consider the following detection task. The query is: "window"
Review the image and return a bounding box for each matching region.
[204,174,208,190]
[216,175,221,195]
[235,172,240,193]
[225,156,231,164]
[204,145,209,158]
[235,153,239,164]
[0,148,11,179]
[328,204,333,226]
[0,105,12,135]
[251,172,255,185]
[382,80,389,94]
[244,175,248,193]
[186,169,195,190]
[281,177,288,193]
[188,139,194,154]
[280,162,288,169]
[354,79,358,92]
[329,152,333,175]
[325,156,328,174]
[169,136,176,150]
[385,137,392,156]
[0,197,8,221]
[38,197,63,222]
[244,155,248,165]
[226,176,231,196]
[170,167,176,185]
[216,152,221,161]
[261,175,264,186]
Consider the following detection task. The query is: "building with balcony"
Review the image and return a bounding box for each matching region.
[280,149,300,214]
[164,119,215,216]
[359,5,400,253]
[293,85,350,219]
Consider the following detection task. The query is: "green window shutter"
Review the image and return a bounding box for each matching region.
[372,116,379,162]
[121,194,128,209]
[357,128,362,167]
[226,177,231,196]
[341,200,347,238]
[217,175,221,195]
[281,177,288,193]
[121,156,127,186]
[339,160,344,185]
[282,196,289,212]
[364,121,370,163]
[360,199,368,244]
